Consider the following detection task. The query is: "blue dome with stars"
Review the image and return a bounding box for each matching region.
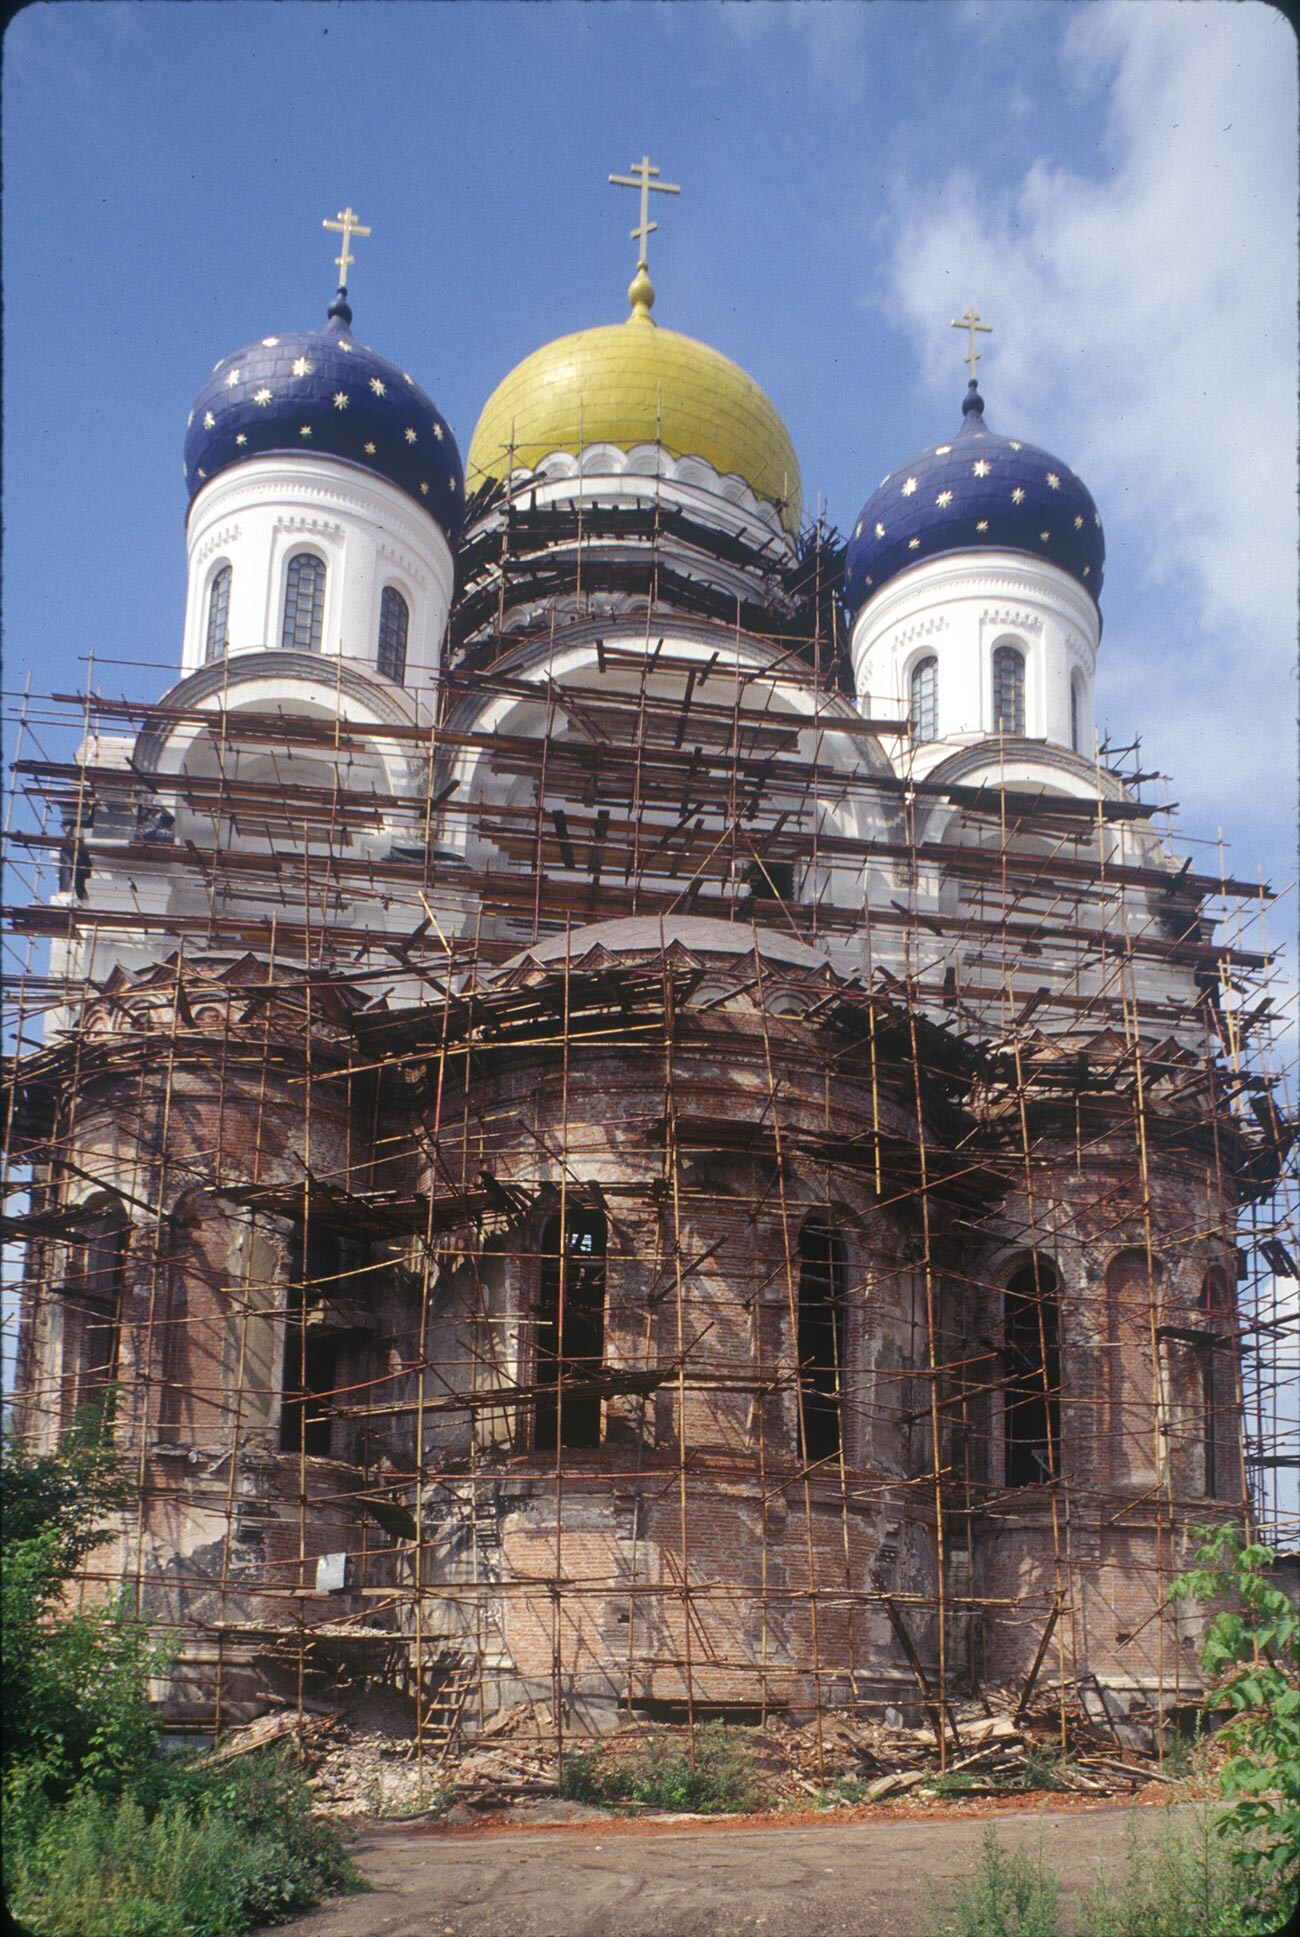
[183,295,464,541]
[844,384,1104,616]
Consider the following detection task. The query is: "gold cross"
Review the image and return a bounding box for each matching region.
[951,306,992,380]
[608,155,680,268]
[323,206,372,289]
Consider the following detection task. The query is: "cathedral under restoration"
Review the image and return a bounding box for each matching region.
[8,182,1288,1753]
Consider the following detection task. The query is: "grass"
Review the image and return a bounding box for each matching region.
[2,1747,364,1937]
[560,1722,761,1814]
[918,1826,1060,1937]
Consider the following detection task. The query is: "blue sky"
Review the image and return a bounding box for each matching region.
[2,0,1295,895]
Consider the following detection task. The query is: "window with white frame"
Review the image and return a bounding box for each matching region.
[281,552,325,652]
[992,643,1025,736]
[204,565,231,663]
[909,655,938,742]
[377,586,409,684]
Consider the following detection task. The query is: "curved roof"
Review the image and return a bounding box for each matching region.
[844,384,1104,615]
[183,299,464,539]
[466,276,802,534]
[500,914,832,972]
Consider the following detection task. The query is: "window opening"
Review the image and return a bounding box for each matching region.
[204,565,231,663]
[534,1207,606,1451]
[279,1221,366,1457]
[280,553,325,653]
[992,644,1025,736]
[378,586,410,684]
[909,655,938,743]
[746,858,795,904]
[1070,674,1082,754]
[66,1207,127,1420]
[1003,1259,1060,1485]
[797,1220,847,1462]
[1199,1268,1235,1499]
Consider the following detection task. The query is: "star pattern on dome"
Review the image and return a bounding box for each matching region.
[934,444,951,456]
[973,460,990,477]
[1039,529,1050,541]
[1008,440,1021,450]
[908,536,920,549]
[875,521,885,538]
[936,490,953,508]
[976,520,989,532]
[901,477,918,497]
[185,318,464,536]
[1046,472,1060,490]
[1011,487,1025,504]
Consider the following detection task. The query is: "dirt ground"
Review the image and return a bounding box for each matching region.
[276,1797,1180,1937]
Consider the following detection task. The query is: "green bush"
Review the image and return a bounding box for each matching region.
[1171,1525,1300,1927]
[1,1412,362,1936]
[1076,1807,1263,1937]
[918,1826,1060,1937]
[560,1723,760,1813]
[4,1751,360,1937]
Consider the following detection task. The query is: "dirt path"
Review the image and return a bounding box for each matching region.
[279,1799,1178,1937]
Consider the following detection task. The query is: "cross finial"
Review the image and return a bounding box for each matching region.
[609,155,681,271]
[951,306,992,381]
[323,205,372,292]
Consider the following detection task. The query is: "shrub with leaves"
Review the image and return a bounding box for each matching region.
[1171,1525,1300,1926]
[918,1826,1060,1937]
[1,1411,362,1935]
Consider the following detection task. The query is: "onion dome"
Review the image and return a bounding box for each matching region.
[466,267,801,534]
[183,293,464,539]
[844,382,1104,615]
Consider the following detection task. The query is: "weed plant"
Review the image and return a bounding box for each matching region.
[560,1722,760,1813]
[918,1826,1060,1937]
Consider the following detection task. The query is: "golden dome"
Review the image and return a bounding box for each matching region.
[466,276,802,534]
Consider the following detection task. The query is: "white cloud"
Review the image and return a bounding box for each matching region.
[719,0,873,96]
[878,3,1298,838]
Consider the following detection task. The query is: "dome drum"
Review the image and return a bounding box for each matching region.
[181,456,454,706]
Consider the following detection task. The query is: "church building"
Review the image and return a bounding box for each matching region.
[10,177,1282,1749]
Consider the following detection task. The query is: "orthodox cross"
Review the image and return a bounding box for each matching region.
[323,206,372,290]
[608,156,681,268]
[951,306,992,380]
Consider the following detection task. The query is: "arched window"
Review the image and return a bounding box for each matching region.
[534,1207,606,1451]
[204,564,231,663]
[1198,1268,1236,1499]
[909,656,938,743]
[1070,673,1083,754]
[64,1201,128,1422]
[992,643,1025,736]
[377,586,409,684]
[1003,1258,1060,1485]
[280,552,325,652]
[279,1219,368,1458]
[797,1219,847,1462]
[1105,1250,1160,1486]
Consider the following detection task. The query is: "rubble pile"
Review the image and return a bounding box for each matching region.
[201,1689,1175,1821]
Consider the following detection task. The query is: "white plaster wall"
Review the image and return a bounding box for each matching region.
[850,552,1100,775]
[182,456,455,699]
